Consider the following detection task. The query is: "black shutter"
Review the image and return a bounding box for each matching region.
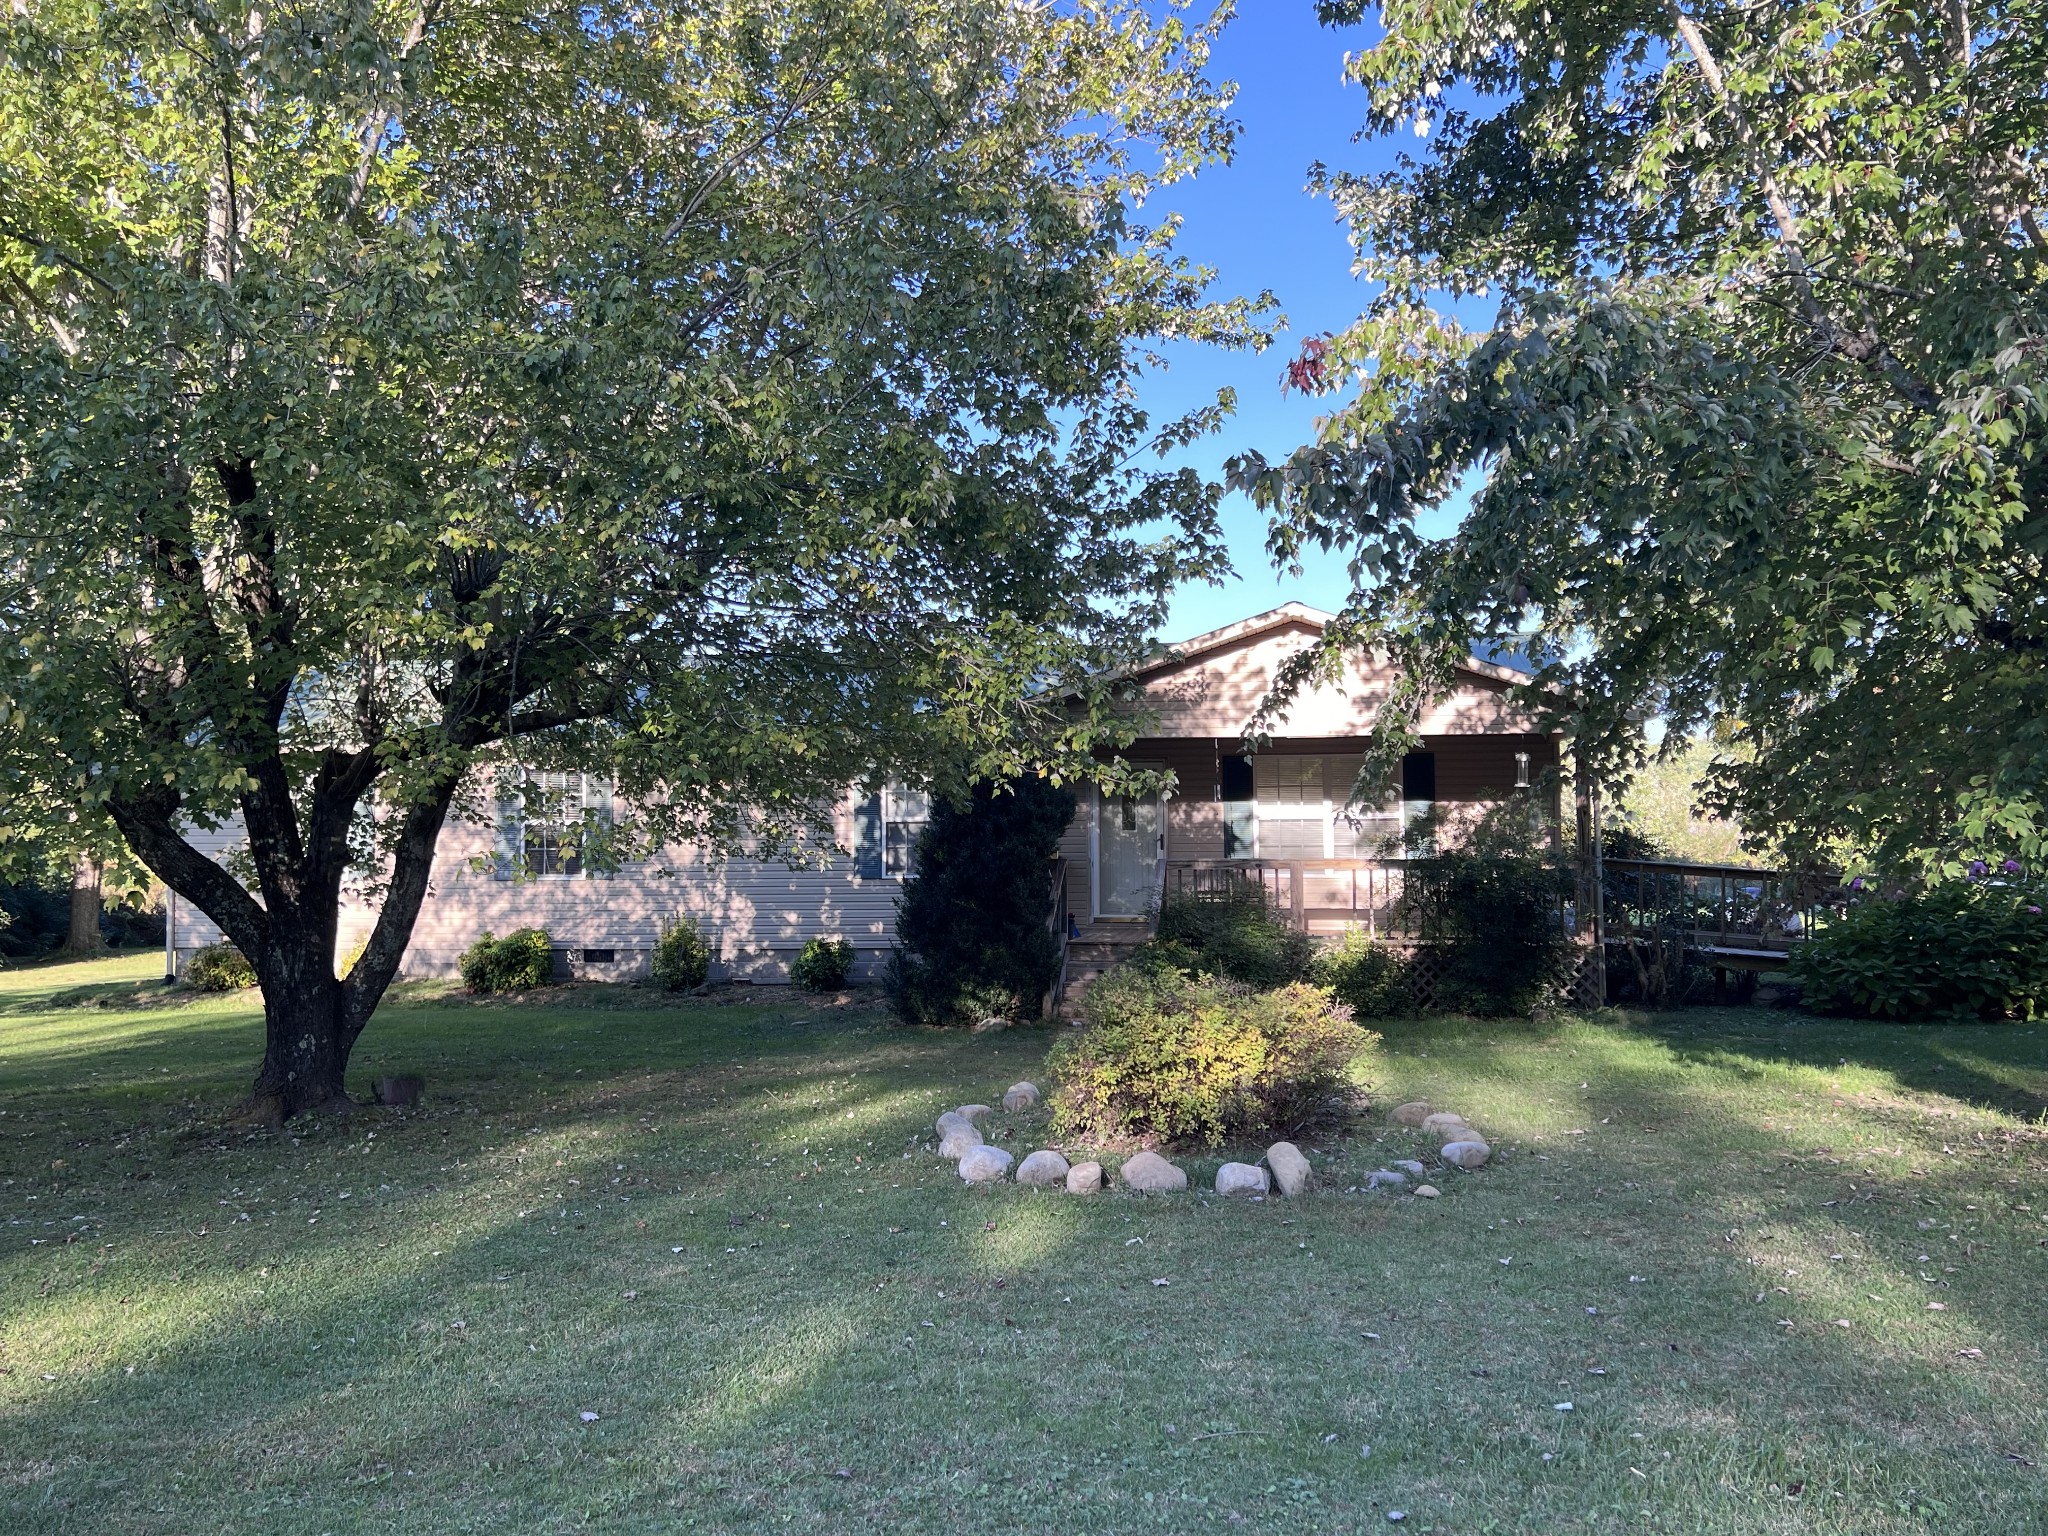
[1401,751,1437,802]
[853,792,884,879]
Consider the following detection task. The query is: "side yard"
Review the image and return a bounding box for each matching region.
[2,955,2045,1534]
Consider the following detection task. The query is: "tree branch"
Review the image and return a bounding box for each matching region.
[339,776,459,1037]
[106,790,270,957]
[1671,6,1940,413]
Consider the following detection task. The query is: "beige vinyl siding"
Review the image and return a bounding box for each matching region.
[166,789,914,985]
[164,819,247,975]
[392,789,904,982]
[1122,617,1549,739]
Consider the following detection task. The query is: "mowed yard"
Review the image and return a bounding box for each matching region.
[2,955,2046,1535]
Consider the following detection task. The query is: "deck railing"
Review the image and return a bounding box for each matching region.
[1602,858,1847,955]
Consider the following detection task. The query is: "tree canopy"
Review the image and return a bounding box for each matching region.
[0,0,1266,1115]
[1235,0,2048,876]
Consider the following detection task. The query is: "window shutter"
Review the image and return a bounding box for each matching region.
[492,773,522,879]
[853,792,884,879]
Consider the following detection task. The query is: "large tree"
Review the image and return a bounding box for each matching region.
[0,0,1265,1117]
[1234,0,2048,875]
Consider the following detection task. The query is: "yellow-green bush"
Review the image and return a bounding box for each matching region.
[1046,966,1376,1149]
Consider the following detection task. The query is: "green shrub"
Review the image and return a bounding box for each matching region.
[1152,884,1314,988]
[1790,878,2048,1020]
[1311,929,1411,1018]
[651,919,713,991]
[1401,848,1573,1016]
[185,941,256,992]
[1046,966,1377,1148]
[458,928,554,994]
[791,936,855,991]
[885,776,1076,1026]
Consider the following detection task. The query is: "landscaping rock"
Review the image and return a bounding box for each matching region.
[1415,1184,1440,1198]
[1214,1162,1269,1196]
[958,1145,1014,1183]
[1365,1169,1408,1190]
[1391,1101,1433,1126]
[1421,1112,1472,1137]
[1066,1160,1105,1194]
[1440,1139,1492,1170]
[1120,1150,1187,1193]
[938,1122,984,1159]
[1265,1141,1311,1197]
[1393,1159,1428,1178]
[1002,1082,1042,1113]
[954,1104,994,1127]
[1016,1150,1070,1187]
[937,1110,973,1137]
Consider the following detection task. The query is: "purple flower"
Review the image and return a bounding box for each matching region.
[2031,906,2043,915]
[1849,876,1865,892]
[2004,858,2023,874]
[1968,859,1989,879]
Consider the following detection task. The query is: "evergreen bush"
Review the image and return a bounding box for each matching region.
[185,941,257,992]
[651,919,713,992]
[1047,966,1376,1148]
[884,777,1076,1026]
[790,936,855,991]
[458,929,554,994]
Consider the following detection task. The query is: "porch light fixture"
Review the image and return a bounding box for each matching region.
[1515,751,1531,789]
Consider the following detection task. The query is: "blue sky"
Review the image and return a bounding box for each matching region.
[1141,3,1471,642]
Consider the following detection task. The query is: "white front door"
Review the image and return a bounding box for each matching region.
[1097,787,1163,917]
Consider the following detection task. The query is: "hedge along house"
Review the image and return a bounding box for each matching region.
[162,602,1568,986]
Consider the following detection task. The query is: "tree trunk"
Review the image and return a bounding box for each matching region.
[60,854,106,956]
[246,932,355,1121]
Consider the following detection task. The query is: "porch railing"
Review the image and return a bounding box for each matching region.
[1168,858,1445,938]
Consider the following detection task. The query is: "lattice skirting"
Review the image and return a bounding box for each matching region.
[1383,941,1605,1013]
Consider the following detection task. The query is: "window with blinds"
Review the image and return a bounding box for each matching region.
[1242,754,1401,859]
[495,770,613,878]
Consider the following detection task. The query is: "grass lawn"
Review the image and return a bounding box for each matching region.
[3,954,2046,1534]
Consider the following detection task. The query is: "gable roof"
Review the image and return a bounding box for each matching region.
[1143,602,1540,689]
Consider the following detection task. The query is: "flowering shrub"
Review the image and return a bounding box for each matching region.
[1790,874,2048,1021]
[1046,966,1377,1148]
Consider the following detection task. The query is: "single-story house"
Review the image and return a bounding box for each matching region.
[164,603,1563,984]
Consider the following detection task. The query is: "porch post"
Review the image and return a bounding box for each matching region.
[1572,742,1607,1007]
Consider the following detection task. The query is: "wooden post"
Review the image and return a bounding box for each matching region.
[1572,743,1607,1007]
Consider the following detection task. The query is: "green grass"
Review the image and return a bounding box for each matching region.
[3,955,2046,1534]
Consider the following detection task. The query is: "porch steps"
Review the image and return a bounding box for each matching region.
[1056,920,1154,1019]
